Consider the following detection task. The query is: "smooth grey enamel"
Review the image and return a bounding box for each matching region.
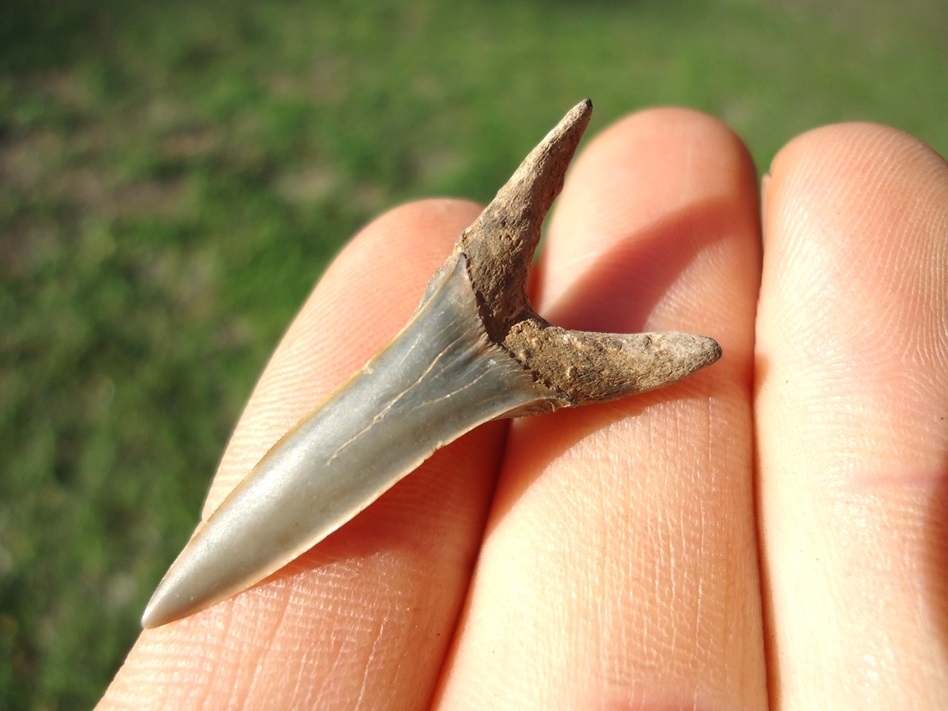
[141,256,562,628]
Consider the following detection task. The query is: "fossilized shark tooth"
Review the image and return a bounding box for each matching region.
[141,100,722,628]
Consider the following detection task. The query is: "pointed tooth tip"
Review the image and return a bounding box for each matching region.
[141,592,205,630]
[140,602,163,630]
[140,608,160,630]
[140,585,179,629]
[140,565,206,629]
[560,98,593,133]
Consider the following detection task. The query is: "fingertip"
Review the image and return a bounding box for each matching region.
[542,105,760,370]
[766,123,947,251]
[760,123,948,352]
[317,197,484,316]
[552,107,755,238]
[770,121,945,178]
[207,197,483,512]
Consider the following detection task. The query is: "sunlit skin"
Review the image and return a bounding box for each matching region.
[99,108,948,710]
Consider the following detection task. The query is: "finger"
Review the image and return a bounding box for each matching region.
[98,199,504,710]
[756,125,948,707]
[436,109,765,709]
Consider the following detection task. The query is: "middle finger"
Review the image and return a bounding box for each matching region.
[436,108,764,709]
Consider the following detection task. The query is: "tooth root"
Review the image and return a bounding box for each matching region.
[503,322,722,405]
[453,99,593,342]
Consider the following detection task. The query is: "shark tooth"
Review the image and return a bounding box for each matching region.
[141,99,721,628]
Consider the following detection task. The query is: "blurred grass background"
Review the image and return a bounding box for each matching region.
[1,0,945,707]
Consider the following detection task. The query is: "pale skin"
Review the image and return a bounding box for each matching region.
[98,108,948,709]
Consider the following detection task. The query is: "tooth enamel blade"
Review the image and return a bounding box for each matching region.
[141,256,562,628]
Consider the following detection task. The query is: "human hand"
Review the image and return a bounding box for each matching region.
[98,108,948,709]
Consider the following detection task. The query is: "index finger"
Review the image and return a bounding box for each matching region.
[97,199,508,710]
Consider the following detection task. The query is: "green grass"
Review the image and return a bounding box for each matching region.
[1,0,945,707]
